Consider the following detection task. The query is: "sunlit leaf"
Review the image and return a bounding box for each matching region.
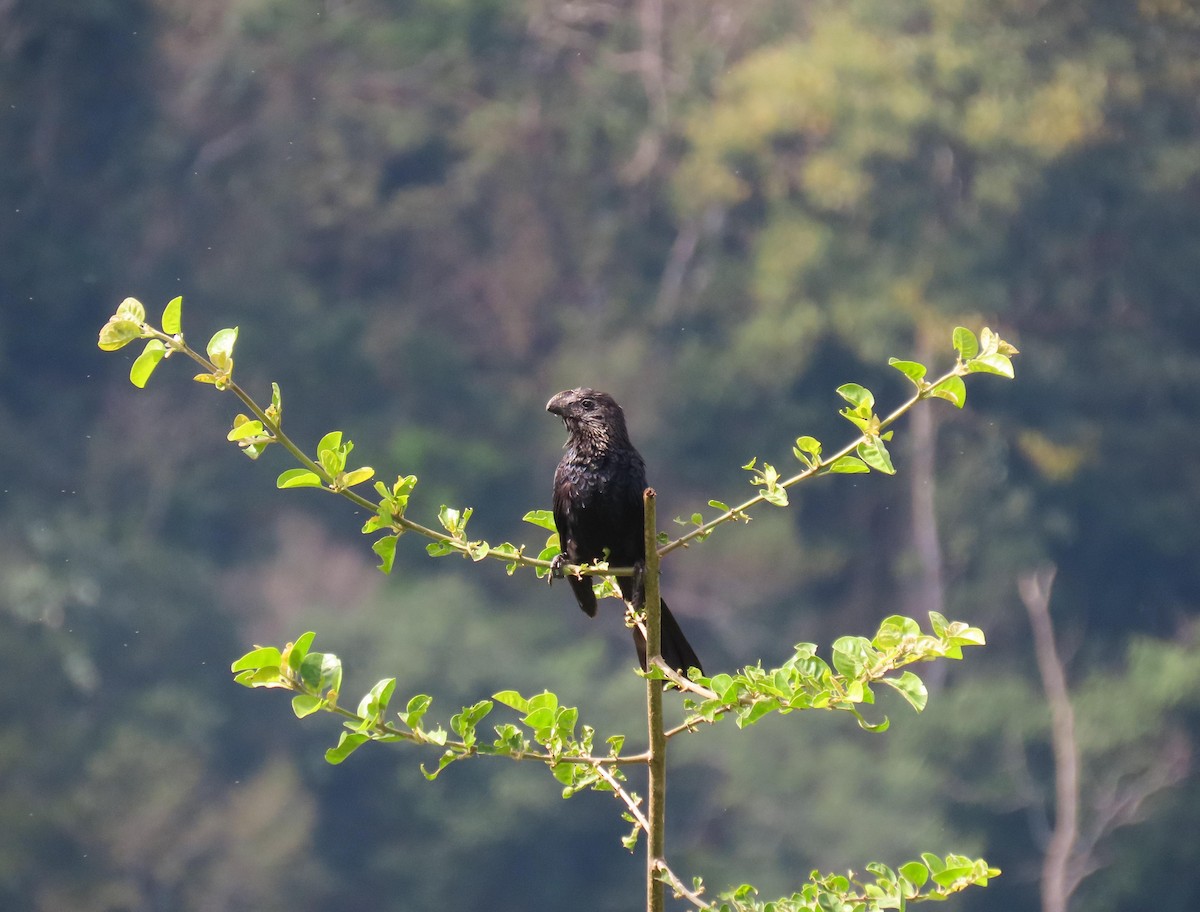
[492,690,530,712]
[206,326,239,361]
[292,694,323,718]
[836,382,874,413]
[899,861,930,890]
[161,296,183,334]
[341,466,375,487]
[827,455,870,474]
[372,534,398,573]
[325,732,369,765]
[98,319,143,351]
[316,430,343,455]
[888,358,928,387]
[952,326,978,360]
[857,437,896,474]
[967,353,1015,378]
[881,671,929,712]
[928,375,967,408]
[116,297,146,323]
[227,417,264,441]
[523,509,558,531]
[277,468,324,488]
[230,646,282,672]
[129,339,166,388]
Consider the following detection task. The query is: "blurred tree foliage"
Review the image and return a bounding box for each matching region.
[3,0,1200,908]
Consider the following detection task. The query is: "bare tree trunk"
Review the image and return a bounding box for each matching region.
[1019,566,1077,912]
[906,392,945,620]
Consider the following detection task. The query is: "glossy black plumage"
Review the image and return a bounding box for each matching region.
[547,388,703,675]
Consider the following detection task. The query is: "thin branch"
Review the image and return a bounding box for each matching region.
[653,660,719,702]
[644,488,667,912]
[318,701,648,767]
[655,859,712,910]
[146,326,622,577]
[657,366,967,560]
[593,761,650,833]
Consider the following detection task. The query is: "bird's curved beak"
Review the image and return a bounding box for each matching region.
[546,390,573,417]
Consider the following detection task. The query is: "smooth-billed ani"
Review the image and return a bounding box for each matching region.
[547,388,703,675]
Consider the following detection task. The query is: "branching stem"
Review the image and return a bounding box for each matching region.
[644,489,667,912]
[658,365,967,559]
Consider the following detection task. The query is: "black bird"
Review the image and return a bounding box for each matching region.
[547,388,703,675]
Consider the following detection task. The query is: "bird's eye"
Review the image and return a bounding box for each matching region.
[581,398,595,410]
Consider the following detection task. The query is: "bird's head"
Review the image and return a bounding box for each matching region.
[546,388,630,447]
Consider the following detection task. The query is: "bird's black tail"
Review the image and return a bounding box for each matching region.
[633,597,703,676]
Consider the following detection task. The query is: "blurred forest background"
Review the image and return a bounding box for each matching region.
[4,0,1200,909]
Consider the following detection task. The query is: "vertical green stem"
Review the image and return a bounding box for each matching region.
[644,488,665,912]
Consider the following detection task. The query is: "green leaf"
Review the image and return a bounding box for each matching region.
[316,429,343,456]
[206,326,239,362]
[827,455,870,474]
[932,861,980,889]
[400,694,432,730]
[882,671,929,712]
[523,706,556,732]
[735,699,776,728]
[341,466,375,487]
[522,509,558,532]
[899,861,929,890]
[928,611,948,637]
[233,667,287,688]
[318,432,349,477]
[292,694,323,718]
[967,353,1015,378]
[325,732,369,765]
[277,468,324,489]
[857,437,896,474]
[832,636,872,677]
[888,358,928,387]
[297,651,341,694]
[227,417,264,441]
[836,382,874,414]
[921,852,945,874]
[458,700,493,730]
[426,540,456,557]
[708,500,729,512]
[492,690,530,712]
[372,535,398,573]
[358,678,397,720]
[161,295,182,334]
[129,339,167,388]
[761,486,788,507]
[116,296,146,323]
[952,326,978,360]
[98,318,143,351]
[927,375,967,408]
[492,541,523,574]
[794,435,822,457]
[285,632,316,672]
[949,625,987,647]
[979,326,998,355]
[230,646,282,672]
[853,710,891,733]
